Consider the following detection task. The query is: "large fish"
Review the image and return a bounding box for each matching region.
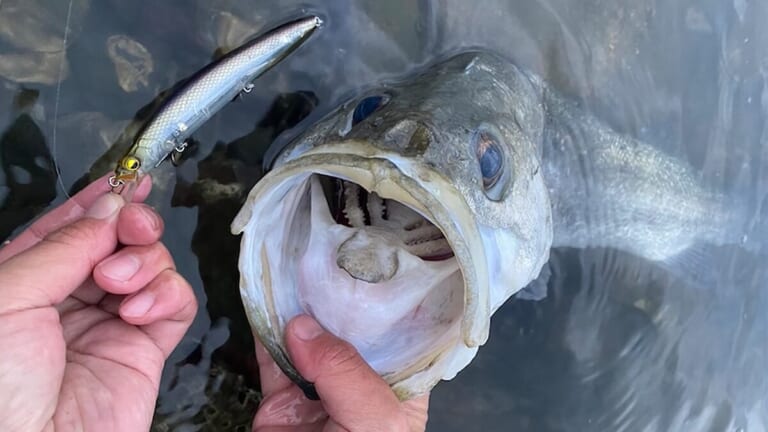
[231,51,757,400]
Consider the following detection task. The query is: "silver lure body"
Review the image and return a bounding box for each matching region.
[111,15,322,187]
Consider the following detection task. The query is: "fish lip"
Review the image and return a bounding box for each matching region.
[111,171,139,185]
[119,173,138,182]
[232,141,492,398]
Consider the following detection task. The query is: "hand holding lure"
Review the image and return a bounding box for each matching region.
[109,15,323,196]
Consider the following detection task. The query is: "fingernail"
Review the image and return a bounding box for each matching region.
[99,254,141,281]
[122,291,155,318]
[292,315,325,341]
[86,193,124,220]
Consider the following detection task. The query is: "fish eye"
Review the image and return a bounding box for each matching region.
[472,126,508,201]
[474,131,503,187]
[121,156,141,171]
[352,94,388,126]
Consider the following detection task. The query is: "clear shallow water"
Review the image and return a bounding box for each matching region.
[1,0,766,431]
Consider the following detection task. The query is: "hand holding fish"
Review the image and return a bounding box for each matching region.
[0,175,197,432]
[253,314,430,432]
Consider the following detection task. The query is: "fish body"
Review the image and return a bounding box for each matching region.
[110,15,322,189]
[231,51,750,399]
[540,88,741,260]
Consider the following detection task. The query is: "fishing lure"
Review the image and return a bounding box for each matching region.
[109,15,322,194]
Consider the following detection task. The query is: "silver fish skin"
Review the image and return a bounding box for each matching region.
[110,15,322,188]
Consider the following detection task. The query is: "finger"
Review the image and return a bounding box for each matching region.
[0,174,151,262]
[59,300,115,345]
[284,315,410,432]
[56,279,107,314]
[255,337,295,395]
[117,203,164,246]
[0,193,124,315]
[93,242,175,295]
[252,384,328,431]
[252,340,329,431]
[118,269,197,357]
[403,394,430,432]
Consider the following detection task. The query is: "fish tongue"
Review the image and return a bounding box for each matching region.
[336,228,402,283]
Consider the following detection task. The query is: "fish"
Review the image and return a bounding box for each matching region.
[230,51,757,400]
[109,15,322,192]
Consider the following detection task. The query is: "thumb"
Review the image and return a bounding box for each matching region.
[285,314,410,432]
[0,193,124,314]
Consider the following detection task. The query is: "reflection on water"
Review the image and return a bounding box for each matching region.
[0,0,766,431]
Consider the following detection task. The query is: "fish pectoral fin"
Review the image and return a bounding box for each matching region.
[653,242,730,288]
[515,262,551,301]
[741,194,768,257]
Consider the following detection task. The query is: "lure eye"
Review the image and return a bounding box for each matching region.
[121,156,141,172]
[472,127,508,201]
[352,95,387,126]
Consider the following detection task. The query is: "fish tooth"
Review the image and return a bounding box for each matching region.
[343,182,365,227]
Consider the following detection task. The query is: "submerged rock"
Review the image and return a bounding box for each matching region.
[0,0,90,85]
[0,51,69,85]
[106,35,154,92]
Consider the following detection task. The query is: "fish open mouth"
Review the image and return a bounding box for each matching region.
[232,151,491,398]
[289,172,464,378]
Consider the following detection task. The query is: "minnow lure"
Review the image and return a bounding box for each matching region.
[109,15,322,193]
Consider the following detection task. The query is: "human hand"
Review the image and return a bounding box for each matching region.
[0,175,197,432]
[253,314,429,432]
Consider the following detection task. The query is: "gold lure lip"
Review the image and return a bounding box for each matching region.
[109,172,140,201]
[115,171,138,184]
[109,171,139,190]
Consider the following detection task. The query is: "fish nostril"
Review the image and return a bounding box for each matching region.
[408,124,431,151]
[384,119,432,154]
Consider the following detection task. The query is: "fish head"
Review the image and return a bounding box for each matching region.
[231,51,553,399]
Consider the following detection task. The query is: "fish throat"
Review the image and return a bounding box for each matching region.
[325,177,455,265]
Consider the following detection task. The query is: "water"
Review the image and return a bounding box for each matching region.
[1,0,766,430]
